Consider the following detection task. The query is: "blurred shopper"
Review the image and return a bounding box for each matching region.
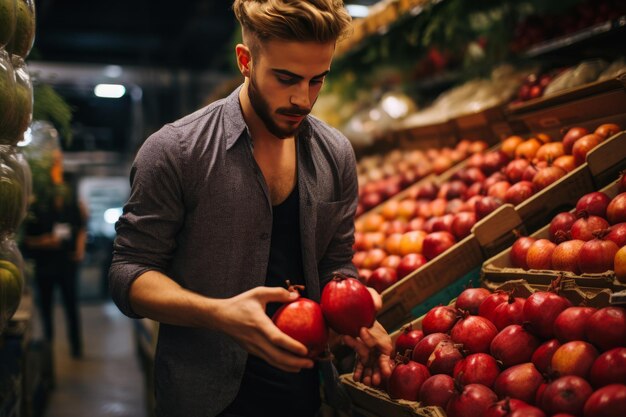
[23,167,87,359]
[109,1,392,416]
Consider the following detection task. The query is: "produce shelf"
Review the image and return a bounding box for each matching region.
[523,15,626,59]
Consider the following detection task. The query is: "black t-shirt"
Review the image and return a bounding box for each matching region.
[222,184,321,417]
[23,196,85,266]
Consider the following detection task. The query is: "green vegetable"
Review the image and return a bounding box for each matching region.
[0,0,16,47]
[6,0,35,58]
[0,175,24,234]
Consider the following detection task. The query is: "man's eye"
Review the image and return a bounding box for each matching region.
[311,78,324,86]
[277,77,297,85]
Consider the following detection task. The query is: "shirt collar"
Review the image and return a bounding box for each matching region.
[222,84,313,150]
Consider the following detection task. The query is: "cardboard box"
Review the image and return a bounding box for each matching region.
[340,375,446,417]
[452,104,508,144]
[481,179,626,307]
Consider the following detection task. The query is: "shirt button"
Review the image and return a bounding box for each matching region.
[260,232,270,240]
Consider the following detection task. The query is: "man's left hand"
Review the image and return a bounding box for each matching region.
[342,320,393,388]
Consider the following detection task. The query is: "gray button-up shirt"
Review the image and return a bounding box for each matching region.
[109,86,358,416]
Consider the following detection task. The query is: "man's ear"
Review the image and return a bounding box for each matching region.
[235,44,251,77]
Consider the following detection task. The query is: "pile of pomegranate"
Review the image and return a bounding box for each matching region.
[382,286,626,417]
[353,123,622,292]
[357,140,488,216]
[510,175,626,282]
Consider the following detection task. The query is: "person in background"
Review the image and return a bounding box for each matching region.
[109,1,392,416]
[23,166,88,359]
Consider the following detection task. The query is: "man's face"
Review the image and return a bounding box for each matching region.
[246,40,335,139]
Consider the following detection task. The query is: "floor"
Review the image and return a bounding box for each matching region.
[34,263,149,417]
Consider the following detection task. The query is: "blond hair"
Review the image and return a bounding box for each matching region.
[233,0,352,53]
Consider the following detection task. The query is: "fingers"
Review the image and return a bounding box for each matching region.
[261,320,310,357]
[252,286,299,305]
[249,340,314,372]
[342,334,371,363]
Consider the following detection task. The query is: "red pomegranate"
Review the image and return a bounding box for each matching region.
[585,307,626,352]
[491,324,541,368]
[450,313,498,354]
[589,348,626,388]
[523,291,572,339]
[422,305,459,335]
[320,273,376,337]
[532,339,562,374]
[412,333,451,365]
[494,362,544,404]
[419,374,455,408]
[553,306,597,343]
[478,291,510,322]
[387,357,431,401]
[446,383,498,417]
[583,383,626,417]
[455,287,491,315]
[540,376,593,416]
[491,295,526,330]
[394,324,424,357]
[272,286,328,358]
[427,340,464,376]
[453,353,500,388]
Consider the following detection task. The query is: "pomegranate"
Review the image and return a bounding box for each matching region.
[551,341,599,378]
[488,181,512,201]
[526,239,557,270]
[607,192,626,225]
[576,191,611,218]
[504,159,531,183]
[422,231,456,261]
[501,136,524,158]
[412,333,451,365]
[549,212,577,242]
[583,384,626,417]
[572,133,602,166]
[475,196,503,220]
[491,295,526,330]
[494,362,544,404]
[570,214,610,241]
[536,142,565,161]
[617,246,626,283]
[422,305,459,335]
[446,383,498,417]
[562,126,589,154]
[419,374,455,408]
[455,287,491,315]
[553,155,576,173]
[510,236,536,269]
[438,181,468,201]
[453,353,500,388]
[367,267,398,294]
[451,212,477,240]
[396,253,426,279]
[450,313,498,354]
[481,150,510,176]
[484,172,508,190]
[589,348,626,388]
[491,324,541,368]
[505,181,535,205]
[554,306,597,343]
[606,223,626,247]
[585,307,626,351]
[394,324,424,357]
[321,273,377,337]
[427,340,464,375]
[515,138,542,160]
[532,339,562,374]
[430,214,456,233]
[387,358,431,401]
[551,240,585,273]
[594,123,621,140]
[484,398,542,417]
[578,235,619,274]
[533,166,567,191]
[271,286,328,358]
[540,376,593,416]
[523,291,572,339]
[478,291,510,321]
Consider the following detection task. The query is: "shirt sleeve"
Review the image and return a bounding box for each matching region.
[109,125,186,318]
[318,136,359,288]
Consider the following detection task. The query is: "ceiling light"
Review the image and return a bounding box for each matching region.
[94,83,126,98]
[104,65,123,78]
[346,4,369,18]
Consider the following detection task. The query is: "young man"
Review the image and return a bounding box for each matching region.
[109,1,392,416]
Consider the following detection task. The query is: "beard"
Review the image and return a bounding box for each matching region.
[248,70,310,139]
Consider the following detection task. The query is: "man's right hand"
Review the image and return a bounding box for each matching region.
[214,286,315,373]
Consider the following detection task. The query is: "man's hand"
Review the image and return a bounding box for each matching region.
[342,320,393,388]
[214,286,315,373]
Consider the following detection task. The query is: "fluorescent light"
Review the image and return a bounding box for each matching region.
[104,65,123,78]
[94,84,126,98]
[346,4,369,18]
[104,207,123,224]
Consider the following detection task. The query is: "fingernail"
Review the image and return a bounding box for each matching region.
[289,291,298,299]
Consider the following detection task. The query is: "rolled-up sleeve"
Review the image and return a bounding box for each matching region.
[318,137,359,287]
[109,125,186,318]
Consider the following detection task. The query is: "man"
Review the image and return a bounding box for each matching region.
[109,1,392,416]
